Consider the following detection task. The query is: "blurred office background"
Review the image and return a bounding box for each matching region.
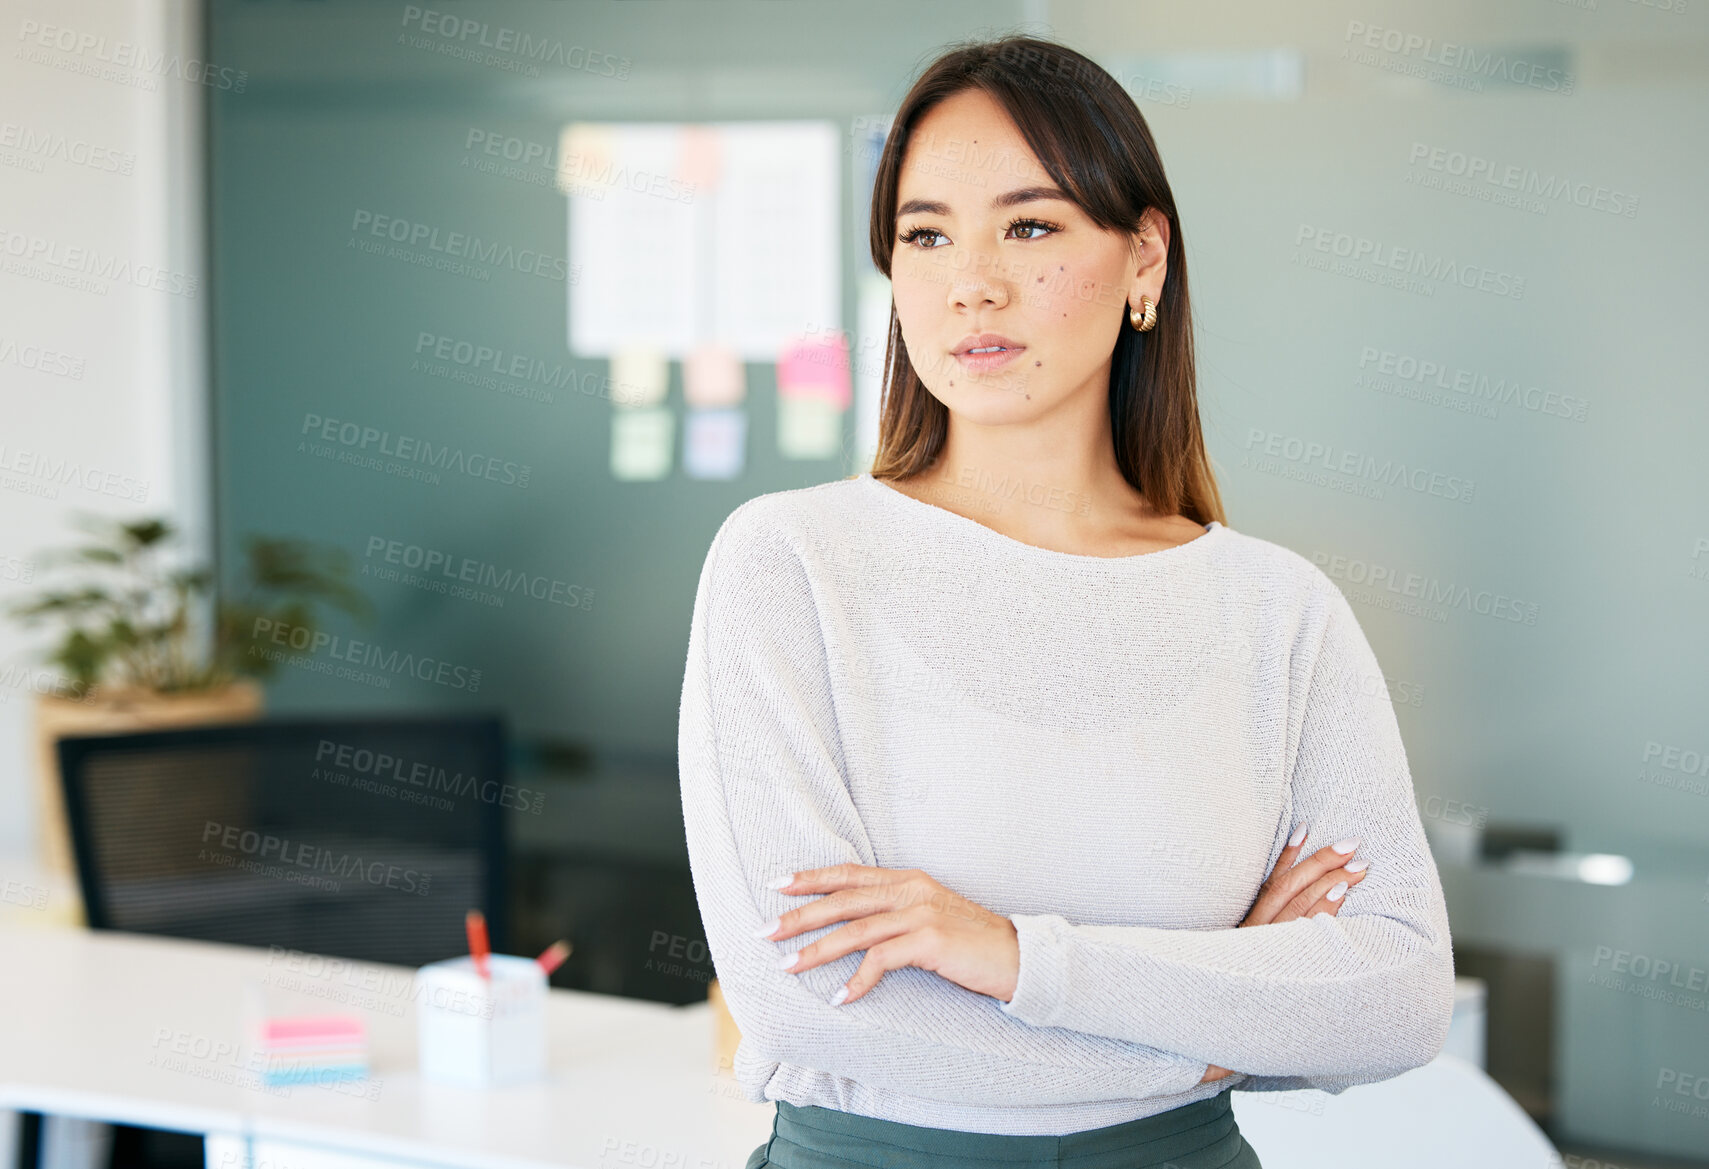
[2,0,1706,1165]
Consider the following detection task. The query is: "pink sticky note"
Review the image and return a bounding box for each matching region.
[678,126,722,194]
[776,334,851,410]
[260,1016,366,1046]
[684,343,745,408]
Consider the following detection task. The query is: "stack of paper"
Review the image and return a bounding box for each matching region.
[254,1015,368,1087]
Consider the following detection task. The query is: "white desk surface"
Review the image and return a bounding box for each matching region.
[0,911,1547,1169]
[0,923,775,1169]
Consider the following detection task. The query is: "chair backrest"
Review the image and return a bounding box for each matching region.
[58,714,508,967]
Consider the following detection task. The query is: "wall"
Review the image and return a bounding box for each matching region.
[0,0,210,856]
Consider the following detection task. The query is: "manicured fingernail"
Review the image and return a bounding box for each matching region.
[752,917,780,938]
[828,985,848,1006]
[778,951,800,970]
[1344,859,1370,873]
[1288,824,1309,847]
[767,873,794,889]
[1331,837,1360,855]
[1326,881,1349,902]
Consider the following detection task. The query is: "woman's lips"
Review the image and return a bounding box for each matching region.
[953,345,1026,372]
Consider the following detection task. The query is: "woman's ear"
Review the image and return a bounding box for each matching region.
[1139,206,1172,255]
[1129,208,1170,308]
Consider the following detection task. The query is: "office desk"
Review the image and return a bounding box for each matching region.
[0,921,1542,1169]
[0,925,774,1169]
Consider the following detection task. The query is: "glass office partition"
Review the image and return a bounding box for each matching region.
[206,2,1709,1158]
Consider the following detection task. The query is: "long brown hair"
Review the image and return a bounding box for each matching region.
[862,35,1226,527]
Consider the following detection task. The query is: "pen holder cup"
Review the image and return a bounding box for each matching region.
[415,955,547,1088]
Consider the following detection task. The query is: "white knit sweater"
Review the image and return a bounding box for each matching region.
[677,471,1455,1136]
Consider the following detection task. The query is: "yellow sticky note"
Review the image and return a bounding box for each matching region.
[610,345,668,409]
[559,123,617,197]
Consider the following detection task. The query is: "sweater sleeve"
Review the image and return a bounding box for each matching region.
[997,578,1456,1083]
[678,506,1211,1107]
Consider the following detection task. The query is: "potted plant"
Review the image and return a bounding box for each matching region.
[4,513,373,877]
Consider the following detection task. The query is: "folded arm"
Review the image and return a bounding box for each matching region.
[997,579,1455,1085]
[678,506,1209,1107]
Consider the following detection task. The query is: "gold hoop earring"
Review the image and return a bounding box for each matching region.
[1128,295,1158,333]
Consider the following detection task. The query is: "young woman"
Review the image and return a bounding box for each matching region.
[679,35,1455,1169]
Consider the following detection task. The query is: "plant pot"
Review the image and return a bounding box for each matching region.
[31,679,266,884]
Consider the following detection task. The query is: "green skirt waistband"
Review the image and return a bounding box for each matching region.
[746,1091,1260,1169]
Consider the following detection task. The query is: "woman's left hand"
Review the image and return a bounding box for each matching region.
[758,864,1019,1006]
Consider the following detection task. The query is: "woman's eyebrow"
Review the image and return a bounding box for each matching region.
[896,186,1070,219]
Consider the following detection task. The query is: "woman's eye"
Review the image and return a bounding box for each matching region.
[1007,218,1063,240]
[899,227,947,249]
[897,219,1060,250]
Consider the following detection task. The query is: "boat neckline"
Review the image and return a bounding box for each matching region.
[858,472,1225,566]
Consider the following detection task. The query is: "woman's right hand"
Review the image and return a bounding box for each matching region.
[1197,824,1370,1083]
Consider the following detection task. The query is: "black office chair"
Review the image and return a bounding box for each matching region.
[57,714,508,966]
